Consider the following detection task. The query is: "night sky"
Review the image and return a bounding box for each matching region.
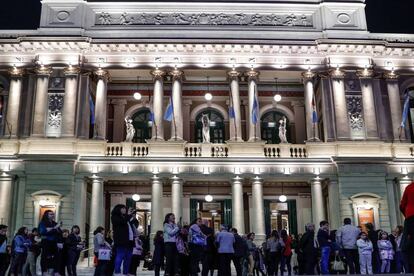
[0,0,413,34]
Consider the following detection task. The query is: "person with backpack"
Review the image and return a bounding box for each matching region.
[231,228,248,276]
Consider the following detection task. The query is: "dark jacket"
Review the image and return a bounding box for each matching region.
[317,228,331,248]
[66,233,81,252]
[153,237,164,265]
[233,233,248,258]
[111,213,133,247]
[300,230,317,255]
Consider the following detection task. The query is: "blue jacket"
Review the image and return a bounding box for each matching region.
[38,221,61,242]
[13,235,30,254]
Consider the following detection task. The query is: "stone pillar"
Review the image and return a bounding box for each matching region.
[168,69,184,141]
[94,69,109,140]
[302,71,320,141]
[245,69,261,142]
[5,67,24,138]
[310,178,325,227]
[89,176,104,245]
[150,69,166,140]
[73,177,87,239]
[111,99,127,142]
[61,66,80,137]
[357,69,379,140]
[328,180,341,230]
[251,177,265,242]
[32,66,52,137]
[150,175,163,250]
[0,174,13,227]
[385,72,405,141]
[183,100,192,142]
[292,100,306,144]
[171,175,183,222]
[232,176,245,234]
[330,69,350,140]
[228,70,243,141]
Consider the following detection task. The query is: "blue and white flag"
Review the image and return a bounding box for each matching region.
[251,86,259,124]
[229,106,235,119]
[163,96,174,121]
[89,94,95,125]
[401,93,410,128]
[312,96,318,124]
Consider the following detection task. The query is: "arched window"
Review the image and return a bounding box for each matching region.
[261,111,290,144]
[131,109,152,143]
[195,109,225,143]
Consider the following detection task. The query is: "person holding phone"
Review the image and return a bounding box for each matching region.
[38,210,62,275]
[163,213,180,276]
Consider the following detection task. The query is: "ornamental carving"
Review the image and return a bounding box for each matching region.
[47,94,64,128]
[346,96,364,133]
[96,12,313,27]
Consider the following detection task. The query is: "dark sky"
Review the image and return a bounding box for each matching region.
[0,0,413,34]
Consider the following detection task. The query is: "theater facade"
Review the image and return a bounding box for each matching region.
[0,0,414,245]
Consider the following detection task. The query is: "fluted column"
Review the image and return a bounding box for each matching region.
[246,69,261,142]
[5,67,24,138]
[94,69,109,140]
[228,70,243,141]
[0,174,13,226]
[171,175,183,222]
[330,69,350,140]
[168,69,184,141]
[89,176,104,245]
[251,177,265,241]
[111,99,127,142]
[61,66,80,137]
[151,69,166,140]
[328,180,341,230]
[150,175,163,250]
[385,72,405,141]
[357,69,379,140]
[32,66,52,137]
[311,178,325,227]
[302,71,320,141]
[232,176,245,234]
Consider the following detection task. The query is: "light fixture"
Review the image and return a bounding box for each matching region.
[234,167,241,175]
[401,166,408,176]
[273,78,282,102]
[152,166,160,174]
[283,167,291,175]
[274,94,282,102]
[121,165,129,174]
[279,183,287,202]
[91,165,99,174]
[313,167,321,176]
[205,184,214,202]
[203,167,210,175]
[205,76,213,101]
[132,194,141,201]
[133,76,142,100]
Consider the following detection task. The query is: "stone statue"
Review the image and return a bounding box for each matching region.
[201,114,210,143]
[278,116,288,143]
[125,117,135,142]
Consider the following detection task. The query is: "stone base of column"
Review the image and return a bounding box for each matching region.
[248,137,262,142]
[150,136,165,141]
[306,137,320,142]
[168,137,184,142]
[228,137,244,142]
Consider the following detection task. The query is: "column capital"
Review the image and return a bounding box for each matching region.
[227,69,241,81]
[94,68,109,80]
[232,176,243,183]
[245,69,259,81]
[110,99,128,106]
[170,175,183,182]
[151,174,161,182]
[310,177,322,184]
[252,176,263,184]
[384,71,399,80]
[150,68,166,80]
[8,67,24,78]
[302,71,316,81]
[34,66,53,76]
[329,68,345,79]
[169,68,184,81]
[63,66,81,76]
[356,68,375,79]
[0,173,14,181]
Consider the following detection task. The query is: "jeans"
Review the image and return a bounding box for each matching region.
[23,251,37,276]
[217,253,232,276]
[381,259,391,273]
[343,248,360,274]
[114,246,132,274]
[93,252,108,276]
[67,250,80,276]
[359,254,372,275]
[9,252,27,275]
[201,253,214,276]
[164,242,179,276]
[280,254,292,276]
[320,246,331,275]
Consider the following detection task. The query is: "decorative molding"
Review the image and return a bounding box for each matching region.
[245,69,260,81]
[384,71,399,80]
[169,68,184,81]
[150,68,165,80]
[63,66,81,76]
[94,68,109,80]
[356,69,374,79]
[35,66,53,76]
[8,67,24,78]
[227,70,241,81]
[329,68,345,79]
[301,71,316,81]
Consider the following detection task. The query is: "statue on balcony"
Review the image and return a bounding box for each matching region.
[279,116,288,143]
[201,114,211,143]
[125,117,135,142]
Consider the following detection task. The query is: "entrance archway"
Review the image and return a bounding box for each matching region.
[195,109,225,143]
[261,110,291,144]
[131,108,152,143]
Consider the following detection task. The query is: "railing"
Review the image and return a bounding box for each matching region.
[264,145,307,158]
[184,144,202,157]
[184,143,229,157]
[105,143,149,157]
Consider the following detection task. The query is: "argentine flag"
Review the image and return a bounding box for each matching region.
[251,87,259,124]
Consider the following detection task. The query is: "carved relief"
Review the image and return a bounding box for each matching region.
[47,94,64,129]
[346,95,365,138]
[95,12,313,27]
[337,13,351,24]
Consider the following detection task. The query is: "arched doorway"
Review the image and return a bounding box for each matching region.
[261,111,290,144]
[131,109,152,143]
[195,109,225,143]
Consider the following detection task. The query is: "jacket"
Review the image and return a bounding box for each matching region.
[378,240,394,260]
[38,221,61,242]
[400,182,414,219]
[356,239,373,255]
[317,228,331,248]
[66,233,82,252]
[153,237,164,265]
[299,230,318,255]
[216,230,235,254]
[111,213,134,247]
[13,235,30,254]
[163,223,180,243]
[336,224,360,249]
[233,233,248,258]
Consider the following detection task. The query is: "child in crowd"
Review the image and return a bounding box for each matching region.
[377,231,394,274]
[356,232,373,274]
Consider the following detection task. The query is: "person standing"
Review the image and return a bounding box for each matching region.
[317,221,331,275]
[299,223,318,275]
[201,223,216,276]
[365,223,380,273]
[215,225,235,276]
[23,227,41,276]
[378,231,394,273]
[356,232,373,275]
[163,213,180,276]
[66,225,84,276]
[0,224,9,276]
[336,218,361,274]
[266,230,282,276]
[400,180,414,272]
[246,233,257,276]
[394,225,409,273]
[128,220,143,276]
[38,210,62,275]
[93,226,111,276]
[153,230,164,276]
[189,218,206,276]
[280,230,292,276]
[231,228,247,276]
[9,227,30,276]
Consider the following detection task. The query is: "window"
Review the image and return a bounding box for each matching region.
[131,109,152,143]
[195,109,225,143]
[261,111,290,144]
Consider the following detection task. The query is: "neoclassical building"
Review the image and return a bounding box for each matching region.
[0,0,413,245]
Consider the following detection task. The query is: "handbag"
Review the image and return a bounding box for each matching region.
[98,248,111,260]
[332,256,345,271]
[191,229,206,246]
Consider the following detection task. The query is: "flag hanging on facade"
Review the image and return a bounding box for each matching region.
[251,86,259,124]
[89,94,95,125]
[401,93,410,128]
[312,95,318,124]
[163,96,174,121]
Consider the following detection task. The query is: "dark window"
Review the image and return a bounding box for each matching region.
[131,109,152,143]
[195,109,225,143]
[261,111,290,144]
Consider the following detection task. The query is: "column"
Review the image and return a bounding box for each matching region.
[232,176,245,234]
[302,71,320,141]
[151,69,165,140]
[168,69,184,141]
[328,180,341,230]
[0,174,13,227]
[89,176,104,245]
[94,69,109,140]
[251,177,265,241]
[150,175,163,250]
[171,175,183,222]
[111,99,127,142]
[330,69,350,140]
[5,67,24,138]
[310,178,325,227]
[357,69,379,140]
[61,66,80,137]
[73,177,87,239]
[32,66,52,137]
[246,69,261,142]
[228,70,243,141]
[385,72,405,141]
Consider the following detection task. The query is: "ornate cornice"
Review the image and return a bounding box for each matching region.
[94,68,109,80]
[34,66,52,76]
[383,71,399,80]
[8,67,24,77]
[227,69,241,81]
[329,68,345,79]
[63,66,81,76]
[301,71,315,81]
[169,68,184,81]
[150,68,165,80]
[245,69,259,82]
[356,68,374,79]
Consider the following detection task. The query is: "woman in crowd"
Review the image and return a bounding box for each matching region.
[163,213,180,276]
[201,224,216,276]
[365,223,380,273]
[66,225,83,276]
[266,230,283,276]
[153,230,164,276]
[280,230,292,276]
[177,225,190,276]
[23,227,41,276]
[378,231,394,274]
[56,228,69,276]
[129,220,143,276]
[9,227,30,276]
[105,230,115,276]
[38,210,62,275]
[246,232,257,276]
[93,226,111,276]
[189,218,206,276]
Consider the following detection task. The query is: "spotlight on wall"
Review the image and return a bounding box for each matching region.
[313,167,321,176]
[234,167,241,175]
[91,165,99,174]
[152,167,160,174]
[204,93,213,101]
[203,167,210,175]
[172,167,179,175]
[132,194,141,202]
[121,166,129,174]
[133,92,142,100]
[283,167,291,175]
[273,94,282,102]
[401,166,408,176]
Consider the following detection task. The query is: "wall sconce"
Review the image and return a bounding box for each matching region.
[203,167,210,175]
[91,165,99,174]
[172,167,180,175]
[401,166,408,176]
[313,167,320,176]
[283,167,291,175]
[234,167,241,175]
[121,166,129,174]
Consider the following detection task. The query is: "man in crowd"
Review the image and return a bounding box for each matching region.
[299,223,318,275]
[216,225,235,276]
[317,221,331,275]
[336,218,361,274]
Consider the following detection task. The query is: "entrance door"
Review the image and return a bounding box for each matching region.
[134,201,151,236]
[265,200,298,236]
[192,200,223,233]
